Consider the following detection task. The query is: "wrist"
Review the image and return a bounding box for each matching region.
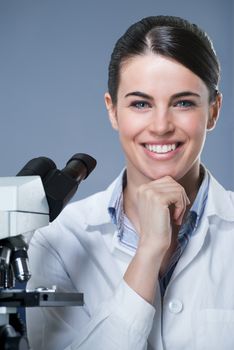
[138,236,169,261]
[124,246,162,304]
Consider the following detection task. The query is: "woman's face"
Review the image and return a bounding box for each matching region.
[105,53,221,186]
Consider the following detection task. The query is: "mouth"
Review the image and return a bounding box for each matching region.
[144,142,181,154]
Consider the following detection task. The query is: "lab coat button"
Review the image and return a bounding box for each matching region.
[168,300,183,314]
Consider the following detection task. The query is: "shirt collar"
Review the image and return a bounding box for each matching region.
[108,169,126,235]
[189,165,210,229]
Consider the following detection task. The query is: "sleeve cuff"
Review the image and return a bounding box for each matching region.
[109,279,155,336]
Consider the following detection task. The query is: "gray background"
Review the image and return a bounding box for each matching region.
[0,0,233,201]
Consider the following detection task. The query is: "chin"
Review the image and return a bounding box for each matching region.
[146,166,179,179]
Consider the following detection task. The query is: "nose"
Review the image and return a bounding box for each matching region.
[148,108,175,135]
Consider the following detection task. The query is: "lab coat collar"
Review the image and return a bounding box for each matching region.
[83,175,120,228]
[84,170,234,229]
[205,171,234,222]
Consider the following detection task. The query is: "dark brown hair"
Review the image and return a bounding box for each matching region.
[108,16,220,104]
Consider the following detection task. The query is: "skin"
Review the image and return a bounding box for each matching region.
[105,53,222,304]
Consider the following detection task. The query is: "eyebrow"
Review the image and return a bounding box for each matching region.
[125,91,154,100]
[125,90,201,100]
[171,91,201,99]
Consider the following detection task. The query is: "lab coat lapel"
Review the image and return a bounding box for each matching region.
[170,172,234,282]
[170,215,209,282]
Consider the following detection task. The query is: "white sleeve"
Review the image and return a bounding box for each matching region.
[65,280,155,350]
[26,225,155,350]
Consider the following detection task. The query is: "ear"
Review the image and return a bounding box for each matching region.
[104,92,119,130]
[207,92,222,131]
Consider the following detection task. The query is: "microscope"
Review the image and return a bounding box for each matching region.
[0,153,96,349]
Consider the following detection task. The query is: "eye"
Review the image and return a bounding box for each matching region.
[174,100,196,109]
[130,100,151,109]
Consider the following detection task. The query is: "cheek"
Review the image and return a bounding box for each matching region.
[117,114,146,140]
[182,115,207,140]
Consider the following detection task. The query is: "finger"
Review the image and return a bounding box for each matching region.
[173,192,190,225]
[173,203,185,225]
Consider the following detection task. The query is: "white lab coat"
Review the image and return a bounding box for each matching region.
[26,172,234,350]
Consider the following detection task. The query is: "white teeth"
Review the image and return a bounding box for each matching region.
[145,143,177,154]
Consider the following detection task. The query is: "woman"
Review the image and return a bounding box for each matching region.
[26,16,234,350]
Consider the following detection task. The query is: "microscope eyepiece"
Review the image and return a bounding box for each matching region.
[62,153,97,181]
[17,157,56,179]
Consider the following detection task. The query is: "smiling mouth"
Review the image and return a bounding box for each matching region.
[144,143,181,154]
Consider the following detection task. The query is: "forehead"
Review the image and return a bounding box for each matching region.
[118,53,209,98]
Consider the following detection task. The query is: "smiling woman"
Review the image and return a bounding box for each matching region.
[26,16,234,350]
